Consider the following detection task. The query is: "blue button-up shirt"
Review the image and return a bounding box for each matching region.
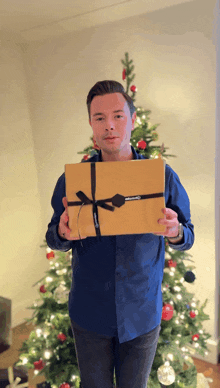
[46,146,194,344]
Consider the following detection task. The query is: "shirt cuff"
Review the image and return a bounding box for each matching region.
[168,232,185,248]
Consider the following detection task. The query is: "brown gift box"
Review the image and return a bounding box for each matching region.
[65,157,166,237]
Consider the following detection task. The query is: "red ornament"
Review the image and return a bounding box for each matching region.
[59,384,71,388]
[162,304,174,321]
[137,140,147,150]
[83,154,89,160]
[57,333,67,342]
[122,69,126,80]
[34,359,45,370]
[192,334,200,341]
[190,310,196,318]
[46,251,54,260]
[40,285,47,293]
[130,85,137,93]
[168,260,177,268]
[92,137,100,150]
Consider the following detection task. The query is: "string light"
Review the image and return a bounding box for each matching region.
[36,328,42,337]
[56,268,68,275]
[167,354,174,361]
[173,286,181,292]
[44,350,52,359]
[43,330,50,338]
[46,277,53,282]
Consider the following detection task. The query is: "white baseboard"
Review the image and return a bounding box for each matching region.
[190,338,219,365]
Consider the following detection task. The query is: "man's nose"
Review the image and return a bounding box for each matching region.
[105,119,114,130]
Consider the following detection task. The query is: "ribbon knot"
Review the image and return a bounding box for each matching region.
[76,190,125,212]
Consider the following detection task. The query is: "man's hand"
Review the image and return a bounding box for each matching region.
[154,208,179,238]
[58,197,87,241]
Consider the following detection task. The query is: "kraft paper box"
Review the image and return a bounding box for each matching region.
[65,157,166,238]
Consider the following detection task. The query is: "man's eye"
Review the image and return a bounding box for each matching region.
[96,115,123,121]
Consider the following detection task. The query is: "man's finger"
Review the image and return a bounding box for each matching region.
[62,197,68,209]
[158,219,177,227]
[162,207,178,219]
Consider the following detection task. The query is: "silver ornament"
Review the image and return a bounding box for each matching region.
[54,284,69,304]
[157,362,175,385]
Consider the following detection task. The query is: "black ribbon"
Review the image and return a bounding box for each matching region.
[67,162,164,238]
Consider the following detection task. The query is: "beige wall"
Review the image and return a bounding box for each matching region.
[0,34,48,325]
[1,0,218,361]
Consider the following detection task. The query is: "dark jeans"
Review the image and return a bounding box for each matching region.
[70,320,161,388]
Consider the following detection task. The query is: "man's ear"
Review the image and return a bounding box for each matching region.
[131,111,137,131]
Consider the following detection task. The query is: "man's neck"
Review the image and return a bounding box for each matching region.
[101,146,134,162]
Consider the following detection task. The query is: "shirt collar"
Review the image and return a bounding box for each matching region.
[97,145,140,161]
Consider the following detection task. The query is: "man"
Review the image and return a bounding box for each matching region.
[46,80,194,388]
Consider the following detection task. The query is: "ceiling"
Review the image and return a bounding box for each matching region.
[0,0,195,42]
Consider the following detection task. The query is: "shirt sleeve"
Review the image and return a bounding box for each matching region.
[45,173,74,252]
[165,165,194,251]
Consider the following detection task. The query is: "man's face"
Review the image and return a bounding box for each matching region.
[89,93,136,155]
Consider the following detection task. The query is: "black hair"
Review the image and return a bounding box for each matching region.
[86,80,136,120]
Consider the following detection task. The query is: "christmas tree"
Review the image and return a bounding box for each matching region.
[15,53,212,388]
